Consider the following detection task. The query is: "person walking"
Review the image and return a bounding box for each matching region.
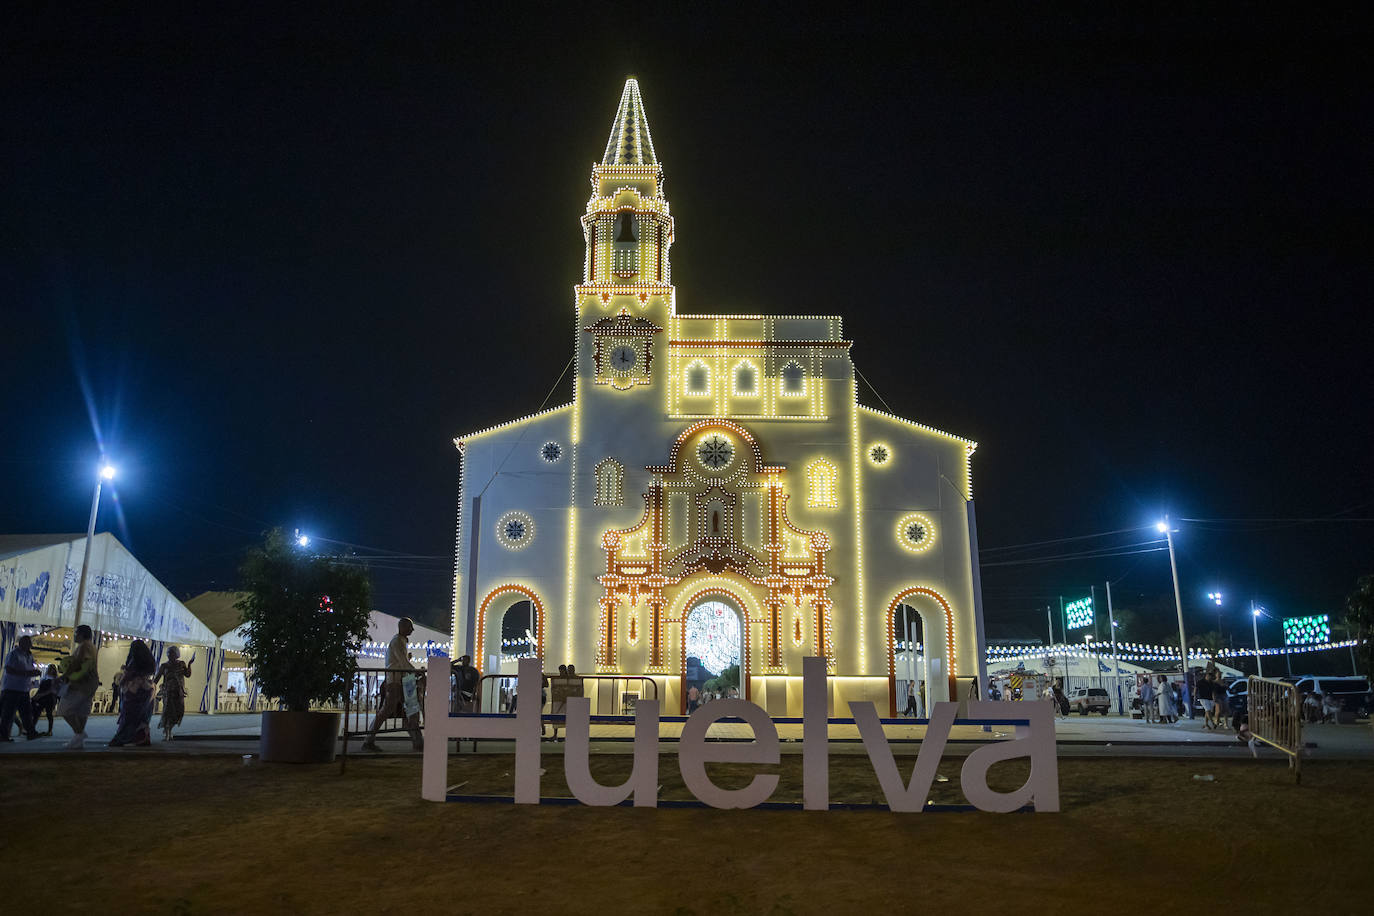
[1157,674,1178,724]
[1211,670,1228,725]
[1,634,42,742]
[361,617,423,751]
[32,664,60,735]
[903,680,918,717]
[1139,675,1157,724]
[109,640,156,747]
[56,625,100,749]
[111,665,125,714]
[1196,669,1216,729]
[154,646,193,742]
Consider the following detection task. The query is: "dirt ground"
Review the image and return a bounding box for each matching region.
[5,751,1372,914]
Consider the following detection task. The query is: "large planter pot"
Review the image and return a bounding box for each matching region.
[260,710,341,764]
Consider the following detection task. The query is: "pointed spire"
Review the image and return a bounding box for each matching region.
[601,78,658,167]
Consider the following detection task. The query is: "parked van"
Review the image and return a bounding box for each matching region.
[1292,676,1371,718]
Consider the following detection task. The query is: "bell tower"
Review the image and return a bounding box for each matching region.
[581,78,674,289]
[577,79,674,399]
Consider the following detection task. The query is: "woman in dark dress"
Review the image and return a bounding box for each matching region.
[109,640,156,747]
[31,664,60,735]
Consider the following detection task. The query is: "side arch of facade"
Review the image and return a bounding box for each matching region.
[476,584,547,666]
[884,586,956,716]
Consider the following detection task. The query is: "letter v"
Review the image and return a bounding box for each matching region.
[851,701,957,812]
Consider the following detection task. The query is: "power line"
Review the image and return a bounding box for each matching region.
[980,544,1167,569]
[980,526,1148,555]
[852,363,895,415]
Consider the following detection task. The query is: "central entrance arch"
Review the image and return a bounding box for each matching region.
[680,595,744,714]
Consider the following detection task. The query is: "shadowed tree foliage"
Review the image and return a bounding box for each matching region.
[236,528,372,712]
[1345,574,1374,677]
[1190,630,1226,660]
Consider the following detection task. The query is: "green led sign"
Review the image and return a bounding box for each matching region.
[1065,597,1094,630]
[1283,614,1330,646]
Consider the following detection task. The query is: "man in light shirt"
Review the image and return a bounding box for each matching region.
[1,634,41,741]
[361,617,423,751]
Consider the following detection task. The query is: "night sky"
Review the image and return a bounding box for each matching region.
[4,8,1370,645]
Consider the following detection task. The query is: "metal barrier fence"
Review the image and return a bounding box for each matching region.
[1247,675,1302,782]
[340,667,428,771]
[340,669,664,770]
[476,673,659,717]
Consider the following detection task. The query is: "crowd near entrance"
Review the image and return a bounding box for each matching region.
[682,599,742,713]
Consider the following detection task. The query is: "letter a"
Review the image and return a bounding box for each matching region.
[959,700,1060,812]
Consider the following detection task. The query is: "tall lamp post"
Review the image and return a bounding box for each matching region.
[72,462,117,638]
[1207,591,1224,646]
[1157,517,1192,717]
[1250,601,1265,678]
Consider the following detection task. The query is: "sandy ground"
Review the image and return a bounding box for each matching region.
[4,751,1372,914]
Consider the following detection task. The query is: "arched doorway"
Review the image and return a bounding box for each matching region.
[893,603,926,717]
[885,587,955,715]
[681,598,743,714]
[476,585,545,669]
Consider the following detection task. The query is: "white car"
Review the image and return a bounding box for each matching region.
[1069,687,1111,715]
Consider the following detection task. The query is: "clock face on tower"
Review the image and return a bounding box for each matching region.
[610,345,637,372]
[585,313,661,390]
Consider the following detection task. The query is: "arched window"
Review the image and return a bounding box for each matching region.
[733,361,758,396]
[806,459,838,508]
[612,213,639,277]
[685,360,710,395]
[594,458,625,507]
[781,361,805,395]
[501,600,537,660]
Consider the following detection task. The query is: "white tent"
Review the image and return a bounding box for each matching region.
[219,608,450,668]
[0,533,218,646]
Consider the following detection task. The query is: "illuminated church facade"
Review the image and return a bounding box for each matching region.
[453,80,988,715]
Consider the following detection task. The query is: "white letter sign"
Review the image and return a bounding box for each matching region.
[422,657,1059,813]
[677,698,780,809]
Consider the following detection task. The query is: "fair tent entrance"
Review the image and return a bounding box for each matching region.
[682,599,742,712]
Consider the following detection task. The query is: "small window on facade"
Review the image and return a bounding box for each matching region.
[806,460,838,508]
[781,362,805,394]
[615,212,638,242]
[594,458,625,507]
[735,362,757,395]
[686,361,710,395]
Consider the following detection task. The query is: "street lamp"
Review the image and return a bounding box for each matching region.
[72,461,116,637]
[1251,602,1265,678]
[1207,591,1226,648]
[1157,516,1193,717]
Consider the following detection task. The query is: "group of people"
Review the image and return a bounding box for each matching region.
[1137,673,1185,724]
[685,682,737,713]
[1301,688,1342,724]
[1193,668,1231,729]
[0,625,193,749]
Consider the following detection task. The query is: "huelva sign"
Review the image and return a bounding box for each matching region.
[421,658,1059,812]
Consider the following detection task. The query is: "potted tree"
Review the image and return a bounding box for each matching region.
[237,528,372,763]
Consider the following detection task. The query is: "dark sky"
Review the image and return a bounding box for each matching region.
[3,8,1371,642]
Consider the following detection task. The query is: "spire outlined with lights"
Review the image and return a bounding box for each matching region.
[601,77,658,167]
